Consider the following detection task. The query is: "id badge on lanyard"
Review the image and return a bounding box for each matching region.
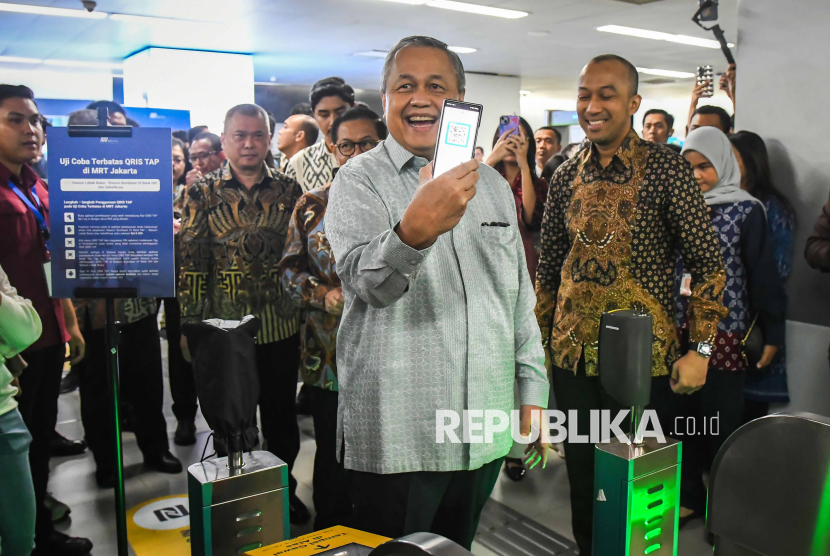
[7,180,52,295]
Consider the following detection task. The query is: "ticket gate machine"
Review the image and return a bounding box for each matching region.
[592,310,681,556]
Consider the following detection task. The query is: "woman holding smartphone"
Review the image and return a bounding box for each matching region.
[484,117,548,283]
[484,116,549,482]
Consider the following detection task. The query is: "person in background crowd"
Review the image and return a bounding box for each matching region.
[187,125,208,147]
[31,115,49,181]
[166,132,226,446]
[172,130,188,145]
[719,63,736,114]
[325,36,549,550]
[673,127,786,525]
[125,117,140,128]
[172,137,190,192]
[275,114,319,173]
[178,103,310,524]
[485,116,548,482]
[540,154,566,182]
[689,104,732,134]
[0,262,42,556]
[534,125,561,175]
[286,77,355,193]
[86,100,127,126]
[279,105,387,531]
[485,117,547,282]
[561,142,580,159]
[807,192,830,271]
[186,132,225,187]
[474,145,484,161]
[730,131,796,421]
[642,108,675,144]
[72,296,183,486]
[534,56,728,555]
[290,102,313,116]
[0,84,91,556]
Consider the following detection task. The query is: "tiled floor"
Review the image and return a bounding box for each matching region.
[48,338,713,556]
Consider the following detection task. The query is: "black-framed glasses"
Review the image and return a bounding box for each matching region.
[189,150,219,163]
[336,139,380,157]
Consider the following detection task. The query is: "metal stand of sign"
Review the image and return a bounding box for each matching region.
[69,106,136,556]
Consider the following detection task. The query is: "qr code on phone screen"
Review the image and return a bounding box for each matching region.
[445,122,471,147]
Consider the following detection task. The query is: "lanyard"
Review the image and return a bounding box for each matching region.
[7,179,50,242]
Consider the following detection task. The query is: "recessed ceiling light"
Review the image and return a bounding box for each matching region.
[598,25,734,49]
[520,90,532,96]
[354,50,389,58]
[527,30,550,37]
[270,76,276,82]
[448,46,477,54]
[0,1,107,18]
[44,59,123,70]
[636,67,695,78]
[0,55,43,64]
[379,0,527,18]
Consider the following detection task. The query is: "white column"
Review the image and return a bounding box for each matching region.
[123,48,254,132]
[463,73,520,154]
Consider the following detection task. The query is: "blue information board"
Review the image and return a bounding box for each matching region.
[46,127,175,298]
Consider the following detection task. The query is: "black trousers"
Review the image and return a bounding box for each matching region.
[162,297,198,422]
[310,387,352,531]
[350,457,503,550]
[551,360,672,556]
[652,368,745,513]
[16,343,65,542]
[78,315,169,473]
[255,335,301,497]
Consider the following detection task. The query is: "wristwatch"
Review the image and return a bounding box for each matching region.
[690,341,713,358]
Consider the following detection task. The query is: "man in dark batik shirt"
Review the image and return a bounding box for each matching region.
[178,103,310,524]
[534,55,727,555]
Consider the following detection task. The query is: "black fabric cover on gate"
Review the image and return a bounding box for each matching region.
[181,316,261,454]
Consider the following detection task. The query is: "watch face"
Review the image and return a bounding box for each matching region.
[698,344,713,357]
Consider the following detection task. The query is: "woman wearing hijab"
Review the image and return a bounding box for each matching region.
[673,127,787,526]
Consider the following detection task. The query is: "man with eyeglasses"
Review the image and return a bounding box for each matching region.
[185,132,225,187]
[286,77,355,193]
[279,105,386,531]
[178,103,311,525]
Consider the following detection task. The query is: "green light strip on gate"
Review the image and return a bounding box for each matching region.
[809,462,830,556]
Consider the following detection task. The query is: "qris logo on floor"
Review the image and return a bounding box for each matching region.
[154,505,189,523]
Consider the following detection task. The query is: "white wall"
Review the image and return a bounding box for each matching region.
[463,73,520,154]
[123,48,254,132]
[1,67,113,101]
[736,0,830,417]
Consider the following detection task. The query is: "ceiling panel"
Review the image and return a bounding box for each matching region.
[0,0,738,98]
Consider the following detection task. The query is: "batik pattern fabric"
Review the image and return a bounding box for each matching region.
[744,196,794,402]
[284,140,337,193]
[178,162,303,344]
[535,131,727,377]
[73,298,158,331]
[278,183,340,392]
[676,201,756,371]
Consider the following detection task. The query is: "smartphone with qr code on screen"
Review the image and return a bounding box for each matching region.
[432,99,483,178]
[498,115,520,139]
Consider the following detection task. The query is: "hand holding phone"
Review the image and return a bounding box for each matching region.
[498,115,520,138]
[396,159,480,250]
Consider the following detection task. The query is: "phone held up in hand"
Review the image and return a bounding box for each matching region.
[498,115,520,139]
[432,99,483,178]
[697,65,714,97]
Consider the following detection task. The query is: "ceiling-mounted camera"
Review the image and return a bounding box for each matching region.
[692,0,735,65]
[81,0,97,12]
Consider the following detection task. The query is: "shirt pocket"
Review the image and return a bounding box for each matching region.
[0,200,31,257]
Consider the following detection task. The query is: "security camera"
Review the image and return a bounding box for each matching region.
[81,0,96,12]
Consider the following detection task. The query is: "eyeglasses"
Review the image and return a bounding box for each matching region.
[189,151,219,163]
[336,139,380,157]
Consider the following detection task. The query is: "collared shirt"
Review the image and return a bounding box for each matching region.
[178,161,302,344]
[0,161,67,352]
[325,135,549,475]
[535,131,727,377]
[273,151,290,174]
[278,183,340,391]
[285,140,338,193]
